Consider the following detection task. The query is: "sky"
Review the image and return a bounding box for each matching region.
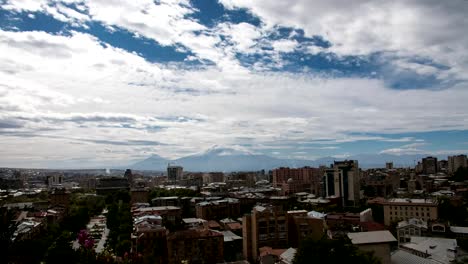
[1,0,468,168]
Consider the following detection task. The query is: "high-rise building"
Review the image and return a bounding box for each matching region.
[421,156,437,175]
[242,205,288,262]
[167,165,183,183]
[386,162,394,170]
[448,155,467,175]
[322,160,361,207]
[124,169,133,187]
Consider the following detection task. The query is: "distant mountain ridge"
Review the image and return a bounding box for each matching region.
[128,146,447,172]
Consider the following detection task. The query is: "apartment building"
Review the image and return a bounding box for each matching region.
[243,205,288,262]
[383,198,438,226]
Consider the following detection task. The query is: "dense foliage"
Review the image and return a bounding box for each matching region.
[453,167,468,182]
[293,237,381,264]
[105,190,133,257]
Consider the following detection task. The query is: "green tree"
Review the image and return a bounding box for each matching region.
[45,231,77,264]
[453,167,468,182]
[293,237,381,264]
[0,209,17,254]
[438,197,468,225]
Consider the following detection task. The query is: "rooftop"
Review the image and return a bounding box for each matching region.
[391,249,439,264]
[280,248,297,264]
[450,226,468,234]
[386,198,437,205]
[347,230,396,245]
[400,236,457,264]
[221,230,242,242]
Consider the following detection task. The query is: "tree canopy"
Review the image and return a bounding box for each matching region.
[293,237,381,264]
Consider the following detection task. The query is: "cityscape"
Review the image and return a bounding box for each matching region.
[1,0,468,263]
[2,155,468,263]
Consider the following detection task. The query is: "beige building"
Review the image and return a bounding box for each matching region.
[396,218,427,245]
[348,230,397,264]
[448,155,467,175]
[243,205,288,262]
[383,198,438,226]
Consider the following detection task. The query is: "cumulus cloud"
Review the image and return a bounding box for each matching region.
[219,0,468,81]
[1,1,468,166]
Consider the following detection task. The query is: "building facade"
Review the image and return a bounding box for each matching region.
[448,155,467,175]
[243,205,288,262]
[323,160,361,206]
[383,198,438,226]
[166,229,224,264]
[422,156,438,175]
[272,167,322,196]
[167,165,183,183]
[195,198,240,220]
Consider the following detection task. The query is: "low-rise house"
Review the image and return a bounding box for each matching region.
[347,230,397,264]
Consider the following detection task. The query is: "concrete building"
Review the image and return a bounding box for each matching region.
[347,230,397,264]
[243,205,288,262]
[422,156,438,175]
[383,198,438,226]
[167,165,183,183]
[195,198,240,220]
[323,160,361,206]
[272,167,322,196]
[448,155,467,175]
[46,174,63,189]
[151,196,180,207]
[396,218,428,245]
[132,206,182,226]
[49,187,70,208]
[202,172,224,184]
[134,218,168,260]
[130,188,149,204]
[386,162,394,170]
[398,236,459,264]
[95,177,130,196]
[166,229,224,264]
[287,210,326,247]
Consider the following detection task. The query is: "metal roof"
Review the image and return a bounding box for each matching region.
[347,230,396,245]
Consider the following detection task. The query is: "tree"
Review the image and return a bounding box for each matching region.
[293,237,381,264]
[45,231,77,264]
[363,186,376,198]
[453,167,468,182]
[1,209,18,263]
[438,197,468,225]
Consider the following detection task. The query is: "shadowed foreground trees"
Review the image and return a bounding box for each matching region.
[293,237,381,264]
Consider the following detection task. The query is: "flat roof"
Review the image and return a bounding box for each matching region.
[450,226,468,234]
[347,230,396,245]
[401,236,457,264]
[386,198,437,205]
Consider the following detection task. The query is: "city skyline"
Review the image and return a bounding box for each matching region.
[1,0,468,168]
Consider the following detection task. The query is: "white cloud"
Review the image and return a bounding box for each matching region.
[1,11,468,166]
[219,0,468,82]
[380,142,428,155]
[271,39,297,53]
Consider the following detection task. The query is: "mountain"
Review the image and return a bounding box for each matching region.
[129,146,459,172]
[173,146,298,172]
[130,154,169,171]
